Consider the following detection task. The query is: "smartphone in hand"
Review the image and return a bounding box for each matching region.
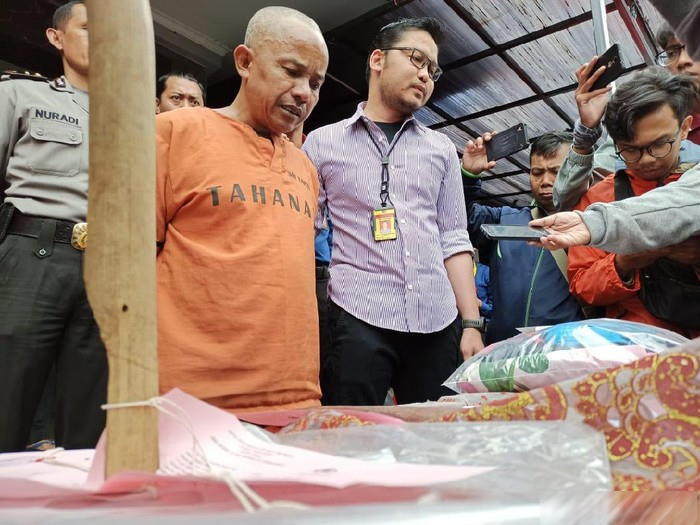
[485,123,529,162]
[480,224,547,241]
[590,44,624,91]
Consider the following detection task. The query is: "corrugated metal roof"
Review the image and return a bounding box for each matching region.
[455,0,590,43]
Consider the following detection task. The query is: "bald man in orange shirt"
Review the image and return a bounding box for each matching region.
[155,7,328,412]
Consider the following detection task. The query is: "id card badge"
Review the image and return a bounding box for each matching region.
[372,207,398,241]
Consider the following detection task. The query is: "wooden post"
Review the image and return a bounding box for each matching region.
[84,0,159,476]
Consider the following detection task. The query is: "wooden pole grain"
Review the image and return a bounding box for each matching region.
[84,0,159,476]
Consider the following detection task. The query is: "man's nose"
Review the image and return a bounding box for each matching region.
[291,81,311,104]
[542,172,556,186]
[417,66,430,83]
[677,47,693,70]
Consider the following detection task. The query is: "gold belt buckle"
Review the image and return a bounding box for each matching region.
[71,222,88,251]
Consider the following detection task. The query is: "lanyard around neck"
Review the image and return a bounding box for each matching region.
[360,119,406,208]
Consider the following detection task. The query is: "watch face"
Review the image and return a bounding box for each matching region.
[462,319,484,330]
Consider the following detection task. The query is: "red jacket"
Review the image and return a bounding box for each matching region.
[689,113,700,145]
[568,171,698,338]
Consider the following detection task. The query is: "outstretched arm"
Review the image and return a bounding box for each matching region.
[531,166,700,253]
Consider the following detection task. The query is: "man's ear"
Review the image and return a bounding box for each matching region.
[368,49,385,77]
[680,114,693,140]
[155,98,161,114]
[233,44,253,80]
[46,27,63,52]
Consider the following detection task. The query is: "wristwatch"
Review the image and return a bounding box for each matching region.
[461,318,485,332]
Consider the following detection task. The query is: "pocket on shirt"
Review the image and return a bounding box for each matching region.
[28,119,83,177]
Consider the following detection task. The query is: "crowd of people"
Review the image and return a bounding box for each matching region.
[0,0,698,453]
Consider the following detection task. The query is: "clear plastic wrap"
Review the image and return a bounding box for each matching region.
[273,420,612,498]
[2,488,697,523]
[443,319,688,394]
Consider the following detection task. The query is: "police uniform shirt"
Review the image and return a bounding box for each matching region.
[0,74,89,223]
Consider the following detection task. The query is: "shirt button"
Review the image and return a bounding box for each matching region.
[36,129,44,136]
[391,165,396,169]
[407,284,414,291]
[406,251,410,257]
[400,219,406,224]
[70,134,77,141]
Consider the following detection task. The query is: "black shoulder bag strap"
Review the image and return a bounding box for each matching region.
[613,170,635,201]
[614,170,700,329]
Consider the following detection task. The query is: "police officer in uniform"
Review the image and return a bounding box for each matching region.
[0,0,107,452]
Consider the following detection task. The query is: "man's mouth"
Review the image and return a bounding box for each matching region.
[410,85,425,96]
[281,105,302,118]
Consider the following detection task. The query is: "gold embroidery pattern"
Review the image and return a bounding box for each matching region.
[438,386,568,422]
[573,353,700,490]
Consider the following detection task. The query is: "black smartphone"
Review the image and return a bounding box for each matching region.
[480,224,547,241]
[590,44,624,91]
[485,123,529,162]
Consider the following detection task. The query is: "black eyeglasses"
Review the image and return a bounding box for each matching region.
[615,130,680,163]
[380,47,442,81]
[656,44,687,66]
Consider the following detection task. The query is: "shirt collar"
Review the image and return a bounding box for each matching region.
[344,101,427,135]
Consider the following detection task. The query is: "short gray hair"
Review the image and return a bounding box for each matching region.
[244,6,321,49]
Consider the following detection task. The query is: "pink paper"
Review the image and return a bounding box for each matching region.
[0,450,92,498]
[2,389,491,510]
[88,388,492,489]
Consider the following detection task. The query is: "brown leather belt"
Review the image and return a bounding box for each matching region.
[8,212,87,250]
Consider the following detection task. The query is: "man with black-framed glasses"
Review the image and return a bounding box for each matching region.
[656,23,700,143]
[650,0,700,61]
[378,46,443,81]
[303,17,483,406]
[566,67,700,337]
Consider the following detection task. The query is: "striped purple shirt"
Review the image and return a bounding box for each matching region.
[303,103,474,333]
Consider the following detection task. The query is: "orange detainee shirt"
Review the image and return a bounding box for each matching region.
[155,108,321,411]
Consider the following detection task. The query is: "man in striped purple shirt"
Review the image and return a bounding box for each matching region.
[303,18,483,406]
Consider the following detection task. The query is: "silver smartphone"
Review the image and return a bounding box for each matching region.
[480,224,547,241]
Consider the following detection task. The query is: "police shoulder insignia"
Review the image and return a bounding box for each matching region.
[0,70,49,82]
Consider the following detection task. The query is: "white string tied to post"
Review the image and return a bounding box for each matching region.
[101,396,310,514]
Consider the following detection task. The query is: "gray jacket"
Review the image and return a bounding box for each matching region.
[553,138,617,211]
[581,163,700,254]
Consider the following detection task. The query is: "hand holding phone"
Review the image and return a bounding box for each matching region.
[485,123,529,162]
[480,224,548,241]
[574,46,621,130]
[589,44,623,91]
[462,132,497,175]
